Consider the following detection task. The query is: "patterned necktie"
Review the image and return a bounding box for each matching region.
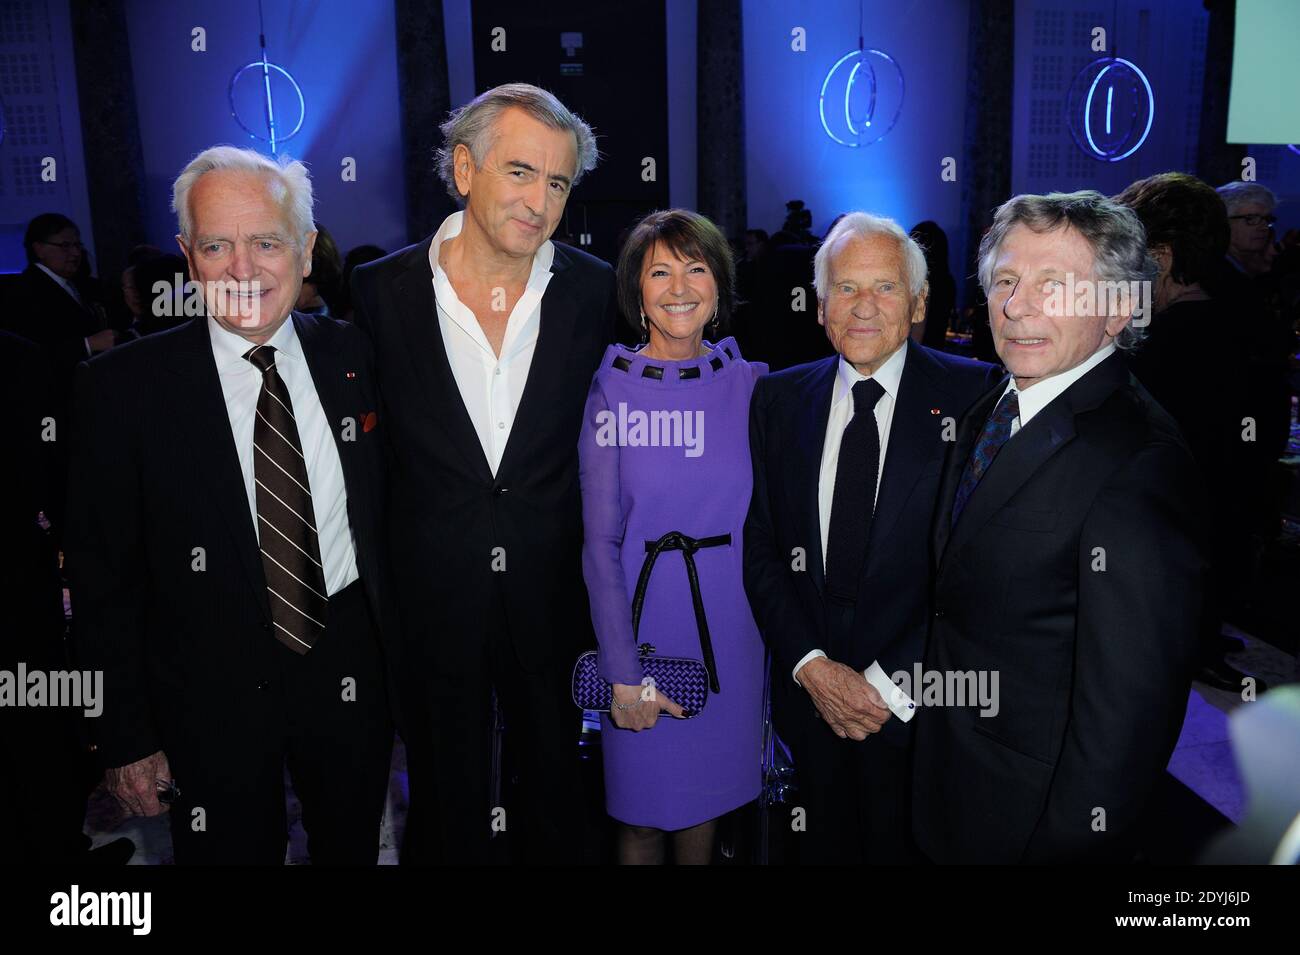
[951,389,1020,528]
[825,377,886,602]
[244,345,328,653]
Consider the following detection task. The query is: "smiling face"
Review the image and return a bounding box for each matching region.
[987,223,1129,389]
[640,241,718,348]
[454,107,577,260]
[818,232,926,376]
[177,168,315,345]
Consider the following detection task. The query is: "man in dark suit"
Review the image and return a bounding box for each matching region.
[66,146,394,865]
[912,191,1205,864]
[744,213,1000,864]
[350,84,617,864]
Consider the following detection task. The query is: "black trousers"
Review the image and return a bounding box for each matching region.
[399,612,586,865]
[788,600,919,865]
[166,580,393,865]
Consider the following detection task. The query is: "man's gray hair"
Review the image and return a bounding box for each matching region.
[436,83,598,203]
[814,211,928,300]
[172,145,314,246]
[1215,181,1277,214]
[977,190,1156,351]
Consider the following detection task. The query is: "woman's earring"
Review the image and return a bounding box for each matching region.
[708,306,719,336]
[639,310,648,342]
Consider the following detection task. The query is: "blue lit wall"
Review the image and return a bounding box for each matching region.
[741,0,971,274]
[123,0,407,256]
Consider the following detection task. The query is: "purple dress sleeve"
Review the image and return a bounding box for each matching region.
[578,375,644,686]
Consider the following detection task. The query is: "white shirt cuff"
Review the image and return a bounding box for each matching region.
[864,660,916,722]
[792,649,827,686]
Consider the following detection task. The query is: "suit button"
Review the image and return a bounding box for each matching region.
[256,680,271,691]
[493,486,508,497]
[261,621,270,632]
[933,607,946,619]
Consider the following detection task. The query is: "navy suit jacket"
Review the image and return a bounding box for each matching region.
[912,352,1206,863]
[744,339,1001,747]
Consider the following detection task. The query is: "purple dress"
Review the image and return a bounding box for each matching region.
[579,336,766,830]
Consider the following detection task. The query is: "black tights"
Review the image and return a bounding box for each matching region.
[617,818,718,865]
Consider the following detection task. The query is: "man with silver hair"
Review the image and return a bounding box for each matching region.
[744,211,999,863]
[911,190,1206,863]
[351,83,617,864]
[66,145,395,864]
[1216,181,1277,277]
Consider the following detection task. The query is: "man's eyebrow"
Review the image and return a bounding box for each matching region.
[506,160,571,186]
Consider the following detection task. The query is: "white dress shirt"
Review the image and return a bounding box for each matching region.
[207,316,359,596]
[793,343,908,690]
[1001,342,1116,434]
[429,211,555,476]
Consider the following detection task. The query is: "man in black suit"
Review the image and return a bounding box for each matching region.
[912,191,1205,864]
[350,84,617,864]
[744,213,1000,864]
[66,146,394,865]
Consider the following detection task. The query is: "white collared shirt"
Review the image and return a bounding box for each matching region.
[794,342,908,687]
[429,211,555,476]
[36,262,84,306]
[1001,342,1117,434]
[207,315,359,596]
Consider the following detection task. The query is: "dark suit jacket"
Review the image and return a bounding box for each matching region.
[65,313,394,768]
[349,237,618,674]
[0,264,107,399]
[911,351,1206,863]
[743,340,1001,746]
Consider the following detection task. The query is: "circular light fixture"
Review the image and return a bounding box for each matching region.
[228,60,305,153]
[1066,56,1154,162]
[819,47,905,148]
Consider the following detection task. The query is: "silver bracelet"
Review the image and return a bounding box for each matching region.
[611,693,640,711]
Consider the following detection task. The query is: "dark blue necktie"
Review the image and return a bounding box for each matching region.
[951,390,1019,528]
[825,378,886,602]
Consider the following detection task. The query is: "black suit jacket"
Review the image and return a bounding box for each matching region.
[743,340,1000,745]
[349,237,618,674]
[911,351,1205,863]
[65,313,394,768]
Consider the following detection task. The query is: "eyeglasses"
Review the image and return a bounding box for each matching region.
[1228,214,1277,228]
[39,240,85,251]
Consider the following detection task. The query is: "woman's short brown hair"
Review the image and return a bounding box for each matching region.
[615,209,737,336]
[1114,172,1229,286]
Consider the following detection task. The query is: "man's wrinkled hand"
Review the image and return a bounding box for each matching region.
[800,658,892,740]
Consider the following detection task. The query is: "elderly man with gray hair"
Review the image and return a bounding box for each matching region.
[66,145,395,864]
[911,190,1206,863]
[744,211,999,863]
[350,83,617,864]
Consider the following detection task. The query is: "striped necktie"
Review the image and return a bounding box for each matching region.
[950,389,1020,528]
[244,344,328,653]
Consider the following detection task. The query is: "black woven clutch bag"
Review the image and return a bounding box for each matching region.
[572,530,729,717]
[572,644,710,715]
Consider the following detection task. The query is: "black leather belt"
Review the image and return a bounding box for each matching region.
[631,531,731,693]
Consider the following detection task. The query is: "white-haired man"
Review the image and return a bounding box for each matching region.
[743,212,1000,863]
[66,146,395,864]
[911,191,1206,863]
[350,83,618,864]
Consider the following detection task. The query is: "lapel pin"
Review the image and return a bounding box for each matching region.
[345,371,357,379]
[930,408,941,415]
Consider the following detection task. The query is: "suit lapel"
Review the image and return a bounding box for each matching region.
[867,342,936,557]
[786,357,837,594]
[932,382,996,564]
[938,352,1131,570]
[393,239,494,484]
[496,249,578,481]
[167,318,269,620]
